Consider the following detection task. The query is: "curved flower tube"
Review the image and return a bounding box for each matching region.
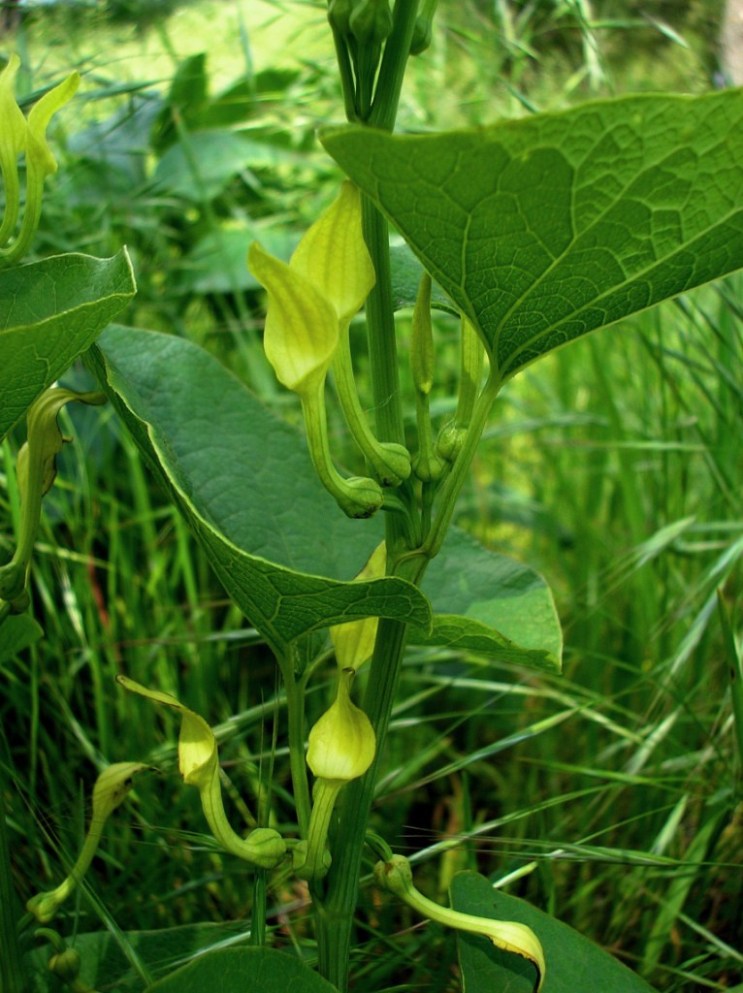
[116,675,286,869]
[375,854,546,992]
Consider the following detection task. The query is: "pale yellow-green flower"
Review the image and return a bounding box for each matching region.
[117,675,285,869]
[376,855,546,992]
[306,667,376,784]
[330,542,386,671]
[295,668,376,881]
[248,181,375,397]
[248,183,384,518]
[26,763,150,923]
[0,55,79,262]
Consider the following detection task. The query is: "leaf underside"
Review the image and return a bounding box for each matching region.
[323,90,743,382]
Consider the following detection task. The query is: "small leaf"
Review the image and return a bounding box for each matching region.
[0,250,136,439]
[323,90,743,382]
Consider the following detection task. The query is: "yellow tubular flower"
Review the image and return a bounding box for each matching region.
[330,542,386,671]
[248,181,375,398]
[0,55,28,244]
[376,855,546,992]
[296,668,376,881]
[117,675,286,869]
[26,763,150,923]
[306,668,376,783]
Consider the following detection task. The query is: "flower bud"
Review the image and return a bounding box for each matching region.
[48,948,81,983]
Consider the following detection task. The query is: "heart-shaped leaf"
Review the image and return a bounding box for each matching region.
[0,250,135,439]
[90,326,431,656]
[323,90,743,382]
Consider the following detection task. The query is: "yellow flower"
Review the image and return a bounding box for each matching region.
[0,55,79,262]
[117,675,285,868]
[330,542,386,671]
[248,182,375,397]
[307,668,376,783]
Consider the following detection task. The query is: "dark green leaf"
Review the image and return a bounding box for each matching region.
[24,922,297,992]
[0,250,136,440]
[323,91,743,381]
[452,871,659,993]
[418,528,561,671]
[90,326,431,656]
[146,946,338,993]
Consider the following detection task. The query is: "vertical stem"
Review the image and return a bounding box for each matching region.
[315,2,423,986]
[315,618,409,989]
[250,871,267,946]
[285,670,311,838]
[0,788,29,993]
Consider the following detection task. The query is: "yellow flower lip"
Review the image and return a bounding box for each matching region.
[247,181,375,397]
[116,674,286,868]
[115,674,217,788]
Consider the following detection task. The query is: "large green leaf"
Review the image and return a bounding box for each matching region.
[0,250,135,439]
[323,91,743,381]
[90,326,431,656]
[451,871,658,993]
[146,947,337,993]
[419,528,561,671]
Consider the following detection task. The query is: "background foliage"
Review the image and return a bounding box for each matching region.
[1,2,741,991]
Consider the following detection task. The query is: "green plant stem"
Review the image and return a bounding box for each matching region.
[361,200,412,551]
[286,670,311,838]
[369,0,420,130]
[314,617,409,989]
[421,371,500,559]
[0,788,29,993]
[251,871,267,946]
